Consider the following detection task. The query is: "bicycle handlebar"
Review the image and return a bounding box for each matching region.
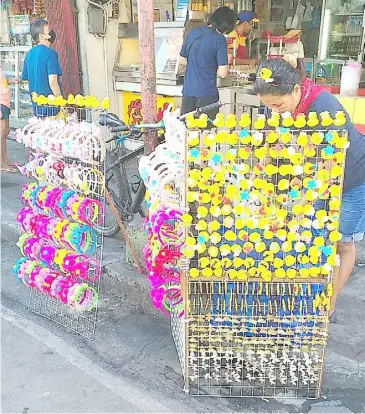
[108,101,226,138]
[179,101,222,120]
[110,125,130,133]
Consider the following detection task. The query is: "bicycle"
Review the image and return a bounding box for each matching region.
[97,102,223,237]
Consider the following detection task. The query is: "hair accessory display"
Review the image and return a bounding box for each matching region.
[21,182,104,227]
[12,258,98,311]
[14,116,105,163]
[17,207,97,255]
[17,153,105,196]
[148,108,348,397]
[14,99,106,338]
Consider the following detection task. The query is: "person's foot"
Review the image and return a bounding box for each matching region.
[329,310,338,323]
[0,164,18,173]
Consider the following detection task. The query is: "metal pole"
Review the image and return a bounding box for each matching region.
[137,0,158,155]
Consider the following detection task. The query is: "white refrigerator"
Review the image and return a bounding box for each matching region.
[318,0,365,63]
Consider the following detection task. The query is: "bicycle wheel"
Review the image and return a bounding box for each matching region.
[96,151,133,237]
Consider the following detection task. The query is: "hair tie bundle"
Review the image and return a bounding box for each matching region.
[17,207,97,255]
[18,154,105,196]
[16,234,101,282]
[14,116,105,163]
[21,182,104,227]
[12,258,98,311]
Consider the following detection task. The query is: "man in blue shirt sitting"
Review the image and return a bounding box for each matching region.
[22,19,62,117]
[179,6,236,119]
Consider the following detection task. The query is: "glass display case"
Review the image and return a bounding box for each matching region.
[115,22,185,85]
[0,46,32,125]
[319,0,365,61]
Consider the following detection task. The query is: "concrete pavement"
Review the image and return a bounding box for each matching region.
[1,139,365,413]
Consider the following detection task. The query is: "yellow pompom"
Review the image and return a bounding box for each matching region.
[189,268,199,278]
[101,97,111,110]
[320,111,333,127]
[225,114,237,129]
[294,113,306,129]
[281,112,294,128]
[311,131,324,145]
[329,230,342,243]
[239,113,251,128]
[307,112,319,127]
[253,115,266,130]
[267,113,280,128]
[333,111,346,127]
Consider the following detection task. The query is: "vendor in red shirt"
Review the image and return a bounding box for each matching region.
[227,10,259,65]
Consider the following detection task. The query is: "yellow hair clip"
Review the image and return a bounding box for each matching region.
[297,131,308,146]
[225,114,237,129]
[253,115,266,130]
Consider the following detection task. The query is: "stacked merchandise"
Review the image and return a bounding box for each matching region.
[139,110,186,319]
[142,105,348,398]
[12,96,107,339]
[229,64,257,86]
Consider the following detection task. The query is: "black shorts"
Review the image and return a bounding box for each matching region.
[181,95,219,120]
[1,104,10,120]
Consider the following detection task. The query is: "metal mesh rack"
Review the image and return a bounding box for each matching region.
[16,104,107,340]
[170,122,347,397]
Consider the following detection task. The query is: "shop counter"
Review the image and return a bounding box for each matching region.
[115,81,263,123]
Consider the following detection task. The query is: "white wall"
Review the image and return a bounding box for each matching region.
[75,0,131,115]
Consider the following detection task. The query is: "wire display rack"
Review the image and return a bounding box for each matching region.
[170,118,347,397]
[15,102,107,340]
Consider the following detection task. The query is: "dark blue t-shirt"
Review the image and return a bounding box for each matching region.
[265,89,365,192]
[180,27,228,98]
[22,45,62,96]
[308,90,365,192]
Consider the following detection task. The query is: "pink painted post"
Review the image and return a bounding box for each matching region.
[137,0,158,155]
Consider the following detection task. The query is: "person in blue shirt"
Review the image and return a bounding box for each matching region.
[252,58,365,322]
[179,6,236,119]
[22,19,62,117]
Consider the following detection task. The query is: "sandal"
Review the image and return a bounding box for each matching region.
[0,166,18,174]
[329,311,338,323]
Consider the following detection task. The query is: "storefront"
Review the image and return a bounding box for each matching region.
[1,0,364,129]
[112,0,364,125]
[0,3,37,127]
[0,0,80,127]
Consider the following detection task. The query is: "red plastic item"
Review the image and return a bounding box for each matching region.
[267,54,284,59]
[319,85,340,94]
[268,35,300,43]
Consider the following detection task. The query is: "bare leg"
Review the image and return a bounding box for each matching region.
[330,241,356,313]
[0,117,16,171]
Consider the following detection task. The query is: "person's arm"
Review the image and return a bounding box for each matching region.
[217,65,229,78]
[179,35,189,66]
[7,78,20,84]
[178,55,187,66]
[21,57,28,81]
[216,36,229,78]
[47,51,63,96]
[48,74,62,96]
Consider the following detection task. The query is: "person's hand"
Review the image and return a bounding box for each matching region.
[9,77,20,84]
[249,32,256,41]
